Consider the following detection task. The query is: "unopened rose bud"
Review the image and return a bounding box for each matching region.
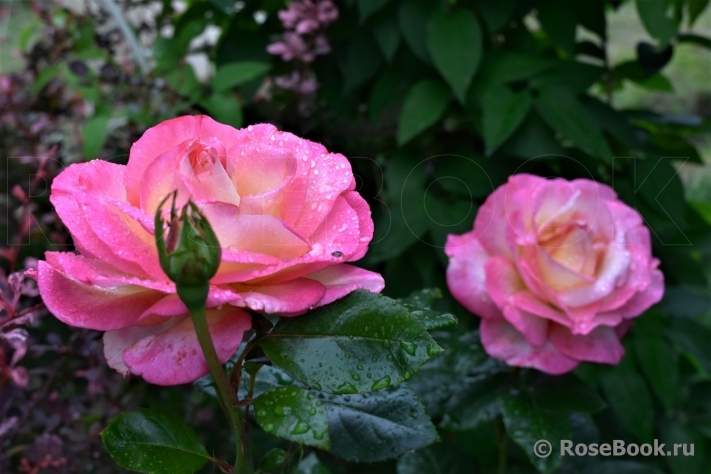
[155,192,221,292]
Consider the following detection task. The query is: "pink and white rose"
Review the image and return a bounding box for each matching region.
[37,116,383,385]
[445,174,663,374]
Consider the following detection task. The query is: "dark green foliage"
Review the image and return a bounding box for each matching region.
[101,410,212,474]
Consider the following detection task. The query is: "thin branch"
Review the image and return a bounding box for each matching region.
[100,0,149,74]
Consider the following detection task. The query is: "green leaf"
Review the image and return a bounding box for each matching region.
[433,155,502,199]
[577,0,607,38]
[648,132,703,163]
[212,61,271,93]
[537,0,577,55]
[425,195,478,257]
[478,0,515,32]
[636,42,674,76]
[173,3,212,52]
[534,87,612,158]
[530,61,604,93]
[426,10,482,102]
[373,15,400,62]
[292,453,333,474]
[258,448,288,472]
[661,421,707,474]
[397,288,457,330]
[397,444,472,474]
[687,0,710,27]
[636,73,674,91]
[236,364,296,400]
[320,385,438,462]
[31,65,61,97]
[499,112,566,158]
[635,157,687,229]
[343,33,383,92]
[368,67,413,123]
[236,365,437,463]
[690,201,711,225]
[580,461,666,474]
[531,374,607,414]
[481,84,531,155]
[599,358,655,443]
[207,0,234,14]
[253,386,330,449]
[398,0,438,64]
[636,0,679,46]
[260,291,442,394]
[501,390,571,474]
[101,409,211,474]
[478,52,554,85]
[200,93,243,128]
[165,64,201,100]
[81,114,109,160]
[584,96,639,149]
[153,37,184,72]
[661,286,711,318]
[633,333,678,409]
[366,153,428,262]
[440,374,511,431]
[397,79,450,145]
[408,331,508,419]
[577,40,606,60]
[359,0,390,22]
[667,319,711,372]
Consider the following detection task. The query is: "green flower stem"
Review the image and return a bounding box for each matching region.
[178,284,254,474]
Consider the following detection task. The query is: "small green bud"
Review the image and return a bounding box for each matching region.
[155,192,222,289]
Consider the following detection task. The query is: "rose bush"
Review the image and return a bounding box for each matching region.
[36,115,383,385]
[445,174,664,374]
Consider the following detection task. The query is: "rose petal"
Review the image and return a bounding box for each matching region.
[50,161,149,277]
[618,268,664,318]
[127,115,250,205]
[445,232,500,319]
[44,252,172,292]
[509,290,570,326]
[549,324,624,364]
[342,191,374,261]
[230,277,326,315]
[502,304,549,346]
[526,245,595,292]
[223,214,311,259]
[305,264,385,307]
[474,174,542,259]
[308,195,362,260]
[529,178,579,233]
[484,256,526,309]
[38,260,165,330]
[138,286,242,321]
[480,317,578,374]
[104,306,251,385]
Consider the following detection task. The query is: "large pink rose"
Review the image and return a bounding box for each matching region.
[37,116,383,385]
[445,174,663,374]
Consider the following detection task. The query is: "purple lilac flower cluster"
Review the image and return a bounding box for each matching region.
[267,0,338,94]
